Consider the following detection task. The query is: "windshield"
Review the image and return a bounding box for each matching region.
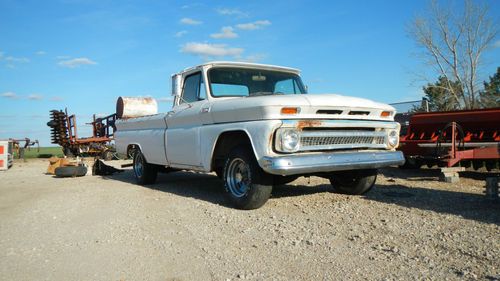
[208,67,306,97]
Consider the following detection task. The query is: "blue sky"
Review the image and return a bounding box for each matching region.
[1,0,499,146]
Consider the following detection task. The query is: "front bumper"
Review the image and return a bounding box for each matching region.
[260,150,405,176]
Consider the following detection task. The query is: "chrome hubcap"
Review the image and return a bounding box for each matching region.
[134,154,143,178]
[226,158,251,198]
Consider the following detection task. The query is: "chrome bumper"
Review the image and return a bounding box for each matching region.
[260,151,405,176]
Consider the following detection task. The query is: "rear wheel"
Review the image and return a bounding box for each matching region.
[400,157,422,169]
[102,150,114,161]
[223,146,273,210]
[329,169,377,195]
[133,150,158,185]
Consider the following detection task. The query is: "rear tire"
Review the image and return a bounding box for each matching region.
[400,157,422,169]
[102,150,114,161]
[223,146,273,210]
[329,169,377,195]
[133,150,158,185]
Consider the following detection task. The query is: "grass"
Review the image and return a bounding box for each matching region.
[17,147,64,159]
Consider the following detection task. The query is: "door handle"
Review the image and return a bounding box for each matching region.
[201,107,210,113]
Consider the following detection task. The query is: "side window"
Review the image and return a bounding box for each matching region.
[274,78,296,94]
[181,72,206,103]
[199,80,207,100]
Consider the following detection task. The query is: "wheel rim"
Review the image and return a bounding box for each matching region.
[134,154,143,178]
[226,158,251,198]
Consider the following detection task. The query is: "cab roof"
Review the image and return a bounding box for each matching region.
[177,61,301,76]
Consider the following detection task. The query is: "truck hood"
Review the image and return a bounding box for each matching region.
[209,93,396,124]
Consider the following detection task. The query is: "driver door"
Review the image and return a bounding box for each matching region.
[166,71,210,167]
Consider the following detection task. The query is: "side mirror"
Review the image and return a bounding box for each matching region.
[171,74,182,97]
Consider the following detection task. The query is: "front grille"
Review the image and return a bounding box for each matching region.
[298,130,387,151]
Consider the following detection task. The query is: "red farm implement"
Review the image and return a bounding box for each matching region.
[47,109,116,159]
[399,108,500,170]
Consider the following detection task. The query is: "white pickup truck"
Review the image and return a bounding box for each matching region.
[115,61,404,209]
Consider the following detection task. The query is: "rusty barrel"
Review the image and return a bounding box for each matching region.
[116,97,158,119]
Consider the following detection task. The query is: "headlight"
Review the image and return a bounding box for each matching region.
[280,129,300,152]
[388,130,399,147]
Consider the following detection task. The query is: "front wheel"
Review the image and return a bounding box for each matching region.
[133,150,158,185]
[223,146,273,210]
[329,169,377,195]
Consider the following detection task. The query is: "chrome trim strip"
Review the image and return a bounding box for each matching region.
[281,119,399,129]
[300,143,388,151]
[260,151,405,176]
[300,130,387,138]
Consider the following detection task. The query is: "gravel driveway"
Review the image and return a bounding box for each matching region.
[0,159,498,280]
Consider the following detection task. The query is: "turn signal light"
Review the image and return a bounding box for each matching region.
[381,111,392,117]
[281,107,300,115]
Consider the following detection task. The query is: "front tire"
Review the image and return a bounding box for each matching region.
[223,146,273,210]
[133,150,158,185]
[329,169,377,195]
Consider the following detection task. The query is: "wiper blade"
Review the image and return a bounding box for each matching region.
[249,91,280,96]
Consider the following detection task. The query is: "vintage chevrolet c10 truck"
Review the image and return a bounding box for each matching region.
[115,61,405,209]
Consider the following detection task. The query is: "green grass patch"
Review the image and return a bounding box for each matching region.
[17,147,64,159]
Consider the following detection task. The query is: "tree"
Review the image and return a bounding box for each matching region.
[409,0,498,110]
[480,67,500,108]
[423,76,462,111]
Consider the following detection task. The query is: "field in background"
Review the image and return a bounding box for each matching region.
[18,147,64,159]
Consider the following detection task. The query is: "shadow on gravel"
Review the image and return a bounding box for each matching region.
[271,184,330,198]
[368,168,500,225]
[381,167,500,181]
[98,168,499,223]
[103,170,232,208]
[100,170,331,207]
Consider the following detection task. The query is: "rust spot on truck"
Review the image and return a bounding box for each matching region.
[296,120,323,130]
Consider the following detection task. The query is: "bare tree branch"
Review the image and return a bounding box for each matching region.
[409,0,498,110]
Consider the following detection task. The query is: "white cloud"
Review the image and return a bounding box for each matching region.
[28,94,43,100]
[210,26,238,39]
[236,20,271,30]
[494,40,500,48]
[1,92,18,99]
[175,30,188,37]
[180,17,202,25]
[181,42,244,57]
[0,51,3,60]
[58,57,97,68]
[36,51,46,55]
[216,8,248,18]
[181,3,203,9]
[5,56,30,63]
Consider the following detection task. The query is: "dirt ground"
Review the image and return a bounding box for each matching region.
[0,158,498,281]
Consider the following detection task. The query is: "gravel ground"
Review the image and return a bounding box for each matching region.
[0,159,498,280]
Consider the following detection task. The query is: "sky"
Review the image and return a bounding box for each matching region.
[1,0,499,146]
